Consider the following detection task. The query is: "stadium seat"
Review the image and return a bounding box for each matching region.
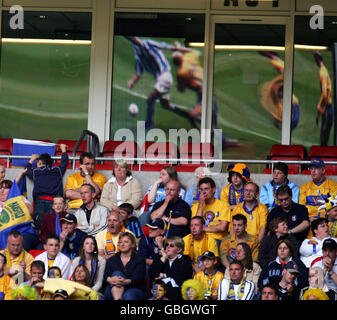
[176,142,214,171]
[100,140,138,169]
[0,138,13,167]
[266,144,307,174]
[137,141,178,168]
[54,139,87,168]
[307,145,337,175]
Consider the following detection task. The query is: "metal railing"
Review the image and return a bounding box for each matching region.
[2,154,337,173]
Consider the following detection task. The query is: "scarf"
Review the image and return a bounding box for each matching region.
[55,213,61,238]
[192,187,201,205]
[106,226,126,255]
[3,247,25,268]
[228,184,244,206]
[227,277,247,300]
[331,221,337,238]
[271,179,289,208]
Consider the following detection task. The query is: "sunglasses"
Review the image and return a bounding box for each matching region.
[166,243,175,248]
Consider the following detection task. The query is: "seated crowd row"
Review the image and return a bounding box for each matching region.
[0,148,337,301]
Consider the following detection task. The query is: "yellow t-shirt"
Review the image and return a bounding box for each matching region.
[299,178,337,218]
[194,270,224,299]
[65,172,107,209]
[230,202,268,238]
[183,233,219,266]
[0,273,12,300]
[191,199,231,241]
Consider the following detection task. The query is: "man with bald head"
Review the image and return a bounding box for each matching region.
[150,180,191,238]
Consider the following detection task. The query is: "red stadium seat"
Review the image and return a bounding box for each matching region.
[177,142,214,171]
[54,139,87,168]
[0,138,13,167]
[100,140,138,169]
[266,144,307,174]
[138,141,178,168]
[308,146,337,175]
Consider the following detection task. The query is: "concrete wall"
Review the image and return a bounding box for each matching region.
[5,168,337,202]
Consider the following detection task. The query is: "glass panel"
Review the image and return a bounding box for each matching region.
[0,12,92,141]
[111,13,205,141]
[293,16,336,148]
[213,23,285,168]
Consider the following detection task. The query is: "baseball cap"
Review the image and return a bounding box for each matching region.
[322,238,337,251]
[308,158,325,168]
[53,289,69,299]
[284,261,300,274]
[146,218,165,230]
[60,213,77,224]
[200,251,216,260]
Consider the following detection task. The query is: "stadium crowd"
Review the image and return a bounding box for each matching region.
[1,151,337,301]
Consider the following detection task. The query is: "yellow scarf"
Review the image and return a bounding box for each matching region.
[187,233,210,266]
[3,247,25,268]
[227,277,246,300]
[106,226,126,255]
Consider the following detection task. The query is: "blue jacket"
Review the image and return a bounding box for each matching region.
[25,152,69,200]
[259,180,299,212]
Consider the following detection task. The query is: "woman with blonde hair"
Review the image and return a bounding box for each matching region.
[100,160,143,213]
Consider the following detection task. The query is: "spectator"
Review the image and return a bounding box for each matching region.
[220,214,259,268]
[192,177,230,246]
[149,235,193,300]
[25,143,69,230]
[299,158,337,225]
[148,279,169,300]
[183,216,219,275]
[258,239,308,294]
[181,279,205,300]
[299,266,337,300]
[259,217,299,269]
[221,163,252,211]
[230,182,268,242]
[118,203,143,239]
[274,261,303,300]
[0,230,34,287]
[0,252,11,300]
[0,163,5,183]
[224,242,261,294]
[260,284,279,300]
[34,233,73,280]
[266,184,310,246]
[300,218,337,268]
[103,232,146,300]
[193,251,224,300]
[317,194,337,237]
[138,218,166,267]
[72,235,106,294]
[184,167,219,207]
[65,152,107,212]
[218,260,255,300]
[310,238,337,292]
[59,213,87,259]
[74,184,109,237]
[150,180,191,238]
[10,284,39,300]
[39,195,68,247]
[96,211,135,259]
[22,260,46,300]
[302,288,330,300]
[259,162,299,212]
[100,160,143,213]
[71,264,99,300]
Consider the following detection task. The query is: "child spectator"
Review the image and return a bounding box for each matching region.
[119,203,143,239]
[25,143,69,231]
[148,279,169,300]
[193,251,224,300]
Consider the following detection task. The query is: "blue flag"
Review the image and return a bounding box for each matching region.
[0,180,35,249]
[12,138,56,167]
